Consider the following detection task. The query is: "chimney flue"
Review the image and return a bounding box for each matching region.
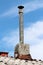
[18,6,24,44]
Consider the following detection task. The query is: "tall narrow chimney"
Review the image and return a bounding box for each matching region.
[14,6,32,60]
[18,6,24,44]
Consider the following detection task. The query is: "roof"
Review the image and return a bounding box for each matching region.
[0,56,43,65]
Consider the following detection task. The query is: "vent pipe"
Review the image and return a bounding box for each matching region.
[18,6,24,44]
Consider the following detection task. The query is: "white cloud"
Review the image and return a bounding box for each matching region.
[24,21,43,60]
[24,0,43,13]
[0,7,18,17]
[30,42,43,60]
[1,21,43,60]
[2,29,19,46]
[0,0,43,17]
[24,21,43,43]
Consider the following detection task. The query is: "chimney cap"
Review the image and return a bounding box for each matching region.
[18,6,24,9]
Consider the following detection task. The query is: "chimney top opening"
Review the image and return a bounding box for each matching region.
[18,6,24,9]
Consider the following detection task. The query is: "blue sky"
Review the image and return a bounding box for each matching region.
[0,0,43,60]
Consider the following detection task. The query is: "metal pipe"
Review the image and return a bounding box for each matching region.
[18,6,24,44]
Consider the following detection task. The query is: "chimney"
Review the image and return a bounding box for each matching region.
[18,6,24,44]
[14,6,32,60]
[0,52,8,57]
